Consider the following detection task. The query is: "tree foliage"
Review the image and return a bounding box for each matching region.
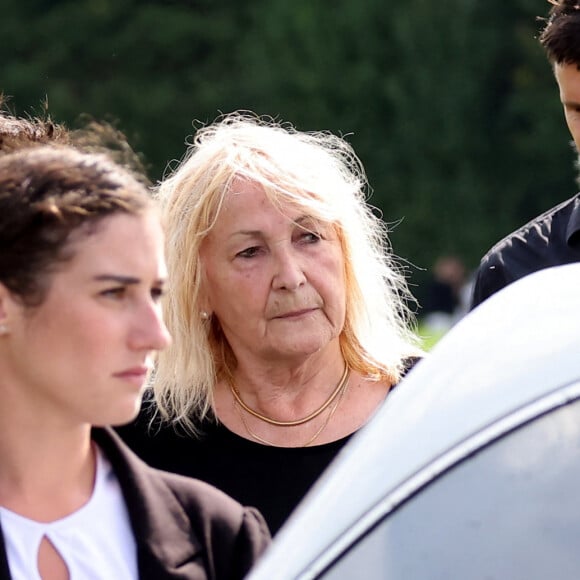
[1,0,575,295]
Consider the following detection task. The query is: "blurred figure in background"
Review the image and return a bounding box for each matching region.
[419,255,470,346]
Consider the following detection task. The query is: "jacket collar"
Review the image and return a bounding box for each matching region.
[92,428,202,579]
[0,528,9,580]
[566,194,580,246]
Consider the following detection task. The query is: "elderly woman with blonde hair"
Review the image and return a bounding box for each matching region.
[119,112,423,535]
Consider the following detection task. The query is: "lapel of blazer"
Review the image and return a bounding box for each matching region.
[92,427,202,579]
[0,525,11,580]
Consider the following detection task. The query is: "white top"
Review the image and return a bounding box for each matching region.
[0,446,138,580]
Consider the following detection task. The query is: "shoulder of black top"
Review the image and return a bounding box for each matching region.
[401,356,422,378]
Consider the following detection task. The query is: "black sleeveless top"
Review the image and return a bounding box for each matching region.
[117,357,420,535]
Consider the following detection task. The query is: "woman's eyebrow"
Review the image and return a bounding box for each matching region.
[93,274,140,285]
[294,214,317,225]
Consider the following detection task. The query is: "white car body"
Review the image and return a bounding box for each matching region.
[249,263,580,580]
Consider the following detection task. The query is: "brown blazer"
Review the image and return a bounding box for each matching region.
[0,428,270,580]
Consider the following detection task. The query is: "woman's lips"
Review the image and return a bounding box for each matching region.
[114,366,150,385]
[275,308,317,319]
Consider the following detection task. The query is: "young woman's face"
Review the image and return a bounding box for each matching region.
[0,211,170,427]
[200,178,346,366]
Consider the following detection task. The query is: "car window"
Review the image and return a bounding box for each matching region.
[321,394,580,579]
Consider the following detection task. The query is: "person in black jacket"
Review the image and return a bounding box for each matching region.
[470,0,580,310]
[0,144,269,580]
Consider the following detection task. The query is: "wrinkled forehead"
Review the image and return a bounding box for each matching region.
[219,173,339,225]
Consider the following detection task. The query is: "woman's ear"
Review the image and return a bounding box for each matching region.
[0,282,13,335]
[0,282,10,318]
[198,294,213,321]
[198,266,213,319]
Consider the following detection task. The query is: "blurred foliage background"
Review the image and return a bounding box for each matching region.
[1,0,576,311]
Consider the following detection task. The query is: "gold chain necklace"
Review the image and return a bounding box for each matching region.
[228,365,350,427]
[235,373,350,447]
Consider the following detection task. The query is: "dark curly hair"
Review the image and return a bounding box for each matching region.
[0,96,151,186]
[0,145,152,307]
[539,0,580,66]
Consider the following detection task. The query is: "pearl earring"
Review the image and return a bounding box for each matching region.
[200,311,210,320]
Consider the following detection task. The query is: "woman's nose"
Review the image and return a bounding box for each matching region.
[272,248,307,291]
[130,302,172,352]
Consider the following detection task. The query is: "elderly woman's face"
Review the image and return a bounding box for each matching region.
[200,178,346,364]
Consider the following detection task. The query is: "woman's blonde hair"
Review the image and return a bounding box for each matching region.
[153,112,421,431]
